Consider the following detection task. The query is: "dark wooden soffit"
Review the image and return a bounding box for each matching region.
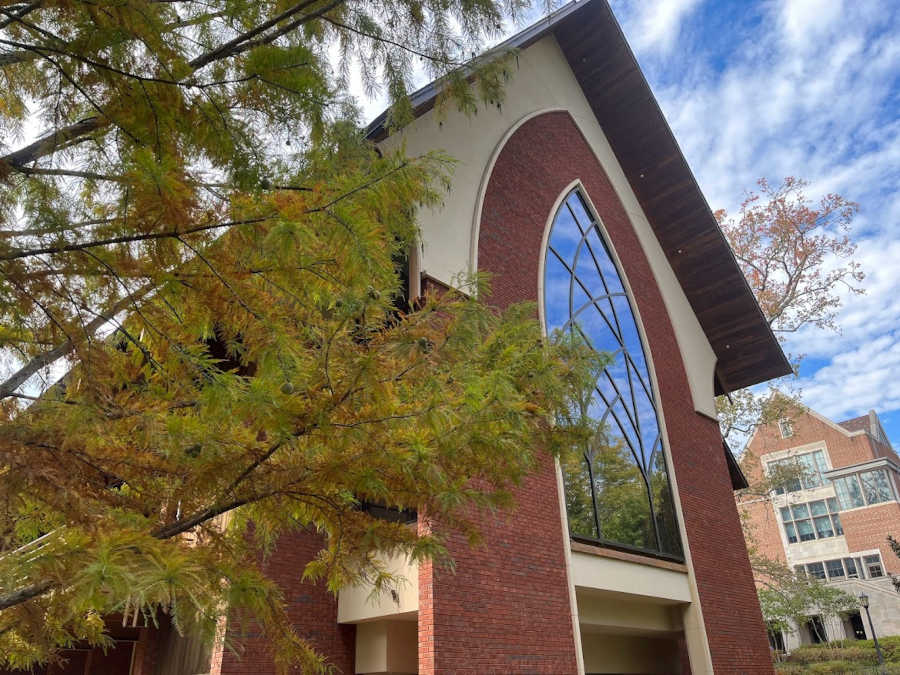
[367,0,791,392]
[723,440,749,491]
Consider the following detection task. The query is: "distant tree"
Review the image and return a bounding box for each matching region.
[0,1,603,672]
[888,535,900,593]
[715,177,863,441]
[754,553,858,645]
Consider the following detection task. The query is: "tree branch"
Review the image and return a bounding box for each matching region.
[0,580,53,611]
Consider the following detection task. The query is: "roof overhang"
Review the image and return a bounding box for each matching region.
[723,441,749,490]
[367,0,791,392]
[824,457,900,480]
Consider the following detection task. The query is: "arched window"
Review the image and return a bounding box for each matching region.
[544,189,682,559]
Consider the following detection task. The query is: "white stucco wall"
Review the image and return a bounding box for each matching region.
[379,35,719,420]
[379,34,721,674]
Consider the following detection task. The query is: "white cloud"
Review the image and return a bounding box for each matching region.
[619,1,900,427]
[796,335,900,420]
[613,0,703,54]
[777,0,845,51]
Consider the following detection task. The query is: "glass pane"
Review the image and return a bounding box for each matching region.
[784,522,797,544]
[809,500,828,516]
[864,555,884,578]
[796,519,816,542]
[588,428,655,551]
[792,504,810,520]
[860,470,892,505]
[813,516,834,539]
[833,476,865,510]
[561,452,598,540]
[801,453,823,488]
[807,562,826,580]
[826,559,845,579]
[826,497,839,513]
[650,448,681,556]
[832,513,843,535]
[813,450,829,475]
[547,190,682,558]
[780,507,792,522]
[844,557,859,578]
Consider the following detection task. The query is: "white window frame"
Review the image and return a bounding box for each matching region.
[779,418,794,439]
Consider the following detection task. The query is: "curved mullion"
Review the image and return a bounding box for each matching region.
[622,339,647,471]
[546,188,682,558]
[640,460,663,552]
[583,451,602,540]
[550,246,623,344]
[601,393,649,488]
[593,384,644,471]
[623,349,656,404]
[599,366,640,440]
[582,225,626,341]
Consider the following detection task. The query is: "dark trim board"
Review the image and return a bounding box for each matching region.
[367,0,791,393]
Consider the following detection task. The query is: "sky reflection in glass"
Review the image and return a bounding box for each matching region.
[545,190,682,558]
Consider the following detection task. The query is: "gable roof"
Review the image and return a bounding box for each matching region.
[839,410,892,448]
[838,414,871,434]
[367,0,791,393]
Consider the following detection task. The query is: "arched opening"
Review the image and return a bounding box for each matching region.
[543,188,682,559]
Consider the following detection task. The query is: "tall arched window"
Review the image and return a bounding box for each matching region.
[544,188,683,559]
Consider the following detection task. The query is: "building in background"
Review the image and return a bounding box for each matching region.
[742,406,900,651]
[8,1,793,673]
[209,1,790,673]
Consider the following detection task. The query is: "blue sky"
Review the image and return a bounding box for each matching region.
[354,0,900,445]
[606,0,900,444]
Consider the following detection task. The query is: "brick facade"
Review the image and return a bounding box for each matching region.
[841,503,900,575]
[419,456,578,674]
[745,410,887,478]
[219,530,355,675]
[743,407,900,594]
[164,110,777,675]
[474,111,773,674]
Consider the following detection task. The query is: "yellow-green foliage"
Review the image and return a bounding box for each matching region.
[777,636,900,674]
[0,1,595,672]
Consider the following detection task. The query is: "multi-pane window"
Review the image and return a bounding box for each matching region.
[864,554,885,578]
[779,498,843,543]
[832,469,896,509]
[544,189,682,559]
[795,554,884,581]
[806,561,826,580]
[779,419,794,439]
[825,559,845,580]
[769,450,829,495]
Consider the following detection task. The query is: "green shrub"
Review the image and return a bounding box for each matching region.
[787,647,878,665]
[777,663,900,675]
[776,635,900,672]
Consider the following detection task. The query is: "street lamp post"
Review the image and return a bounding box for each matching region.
[859,593,885,674]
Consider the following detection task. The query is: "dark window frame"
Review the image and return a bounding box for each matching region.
[545,188,683,560]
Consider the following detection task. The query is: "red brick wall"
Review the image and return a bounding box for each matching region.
[219,530,355,675]
[745,411,881,475]
[420,455,578,674]
[740,497,788,565]
[473,111,772,674]
[743,410,900,579]
[841,502,900,575]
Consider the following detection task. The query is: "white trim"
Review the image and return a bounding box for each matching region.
[824,456,900,478]
[763,441,831,466]
[555,457,586,675]
[537,182,714,675]
[806,406,868,439]
[469,107,568,279]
